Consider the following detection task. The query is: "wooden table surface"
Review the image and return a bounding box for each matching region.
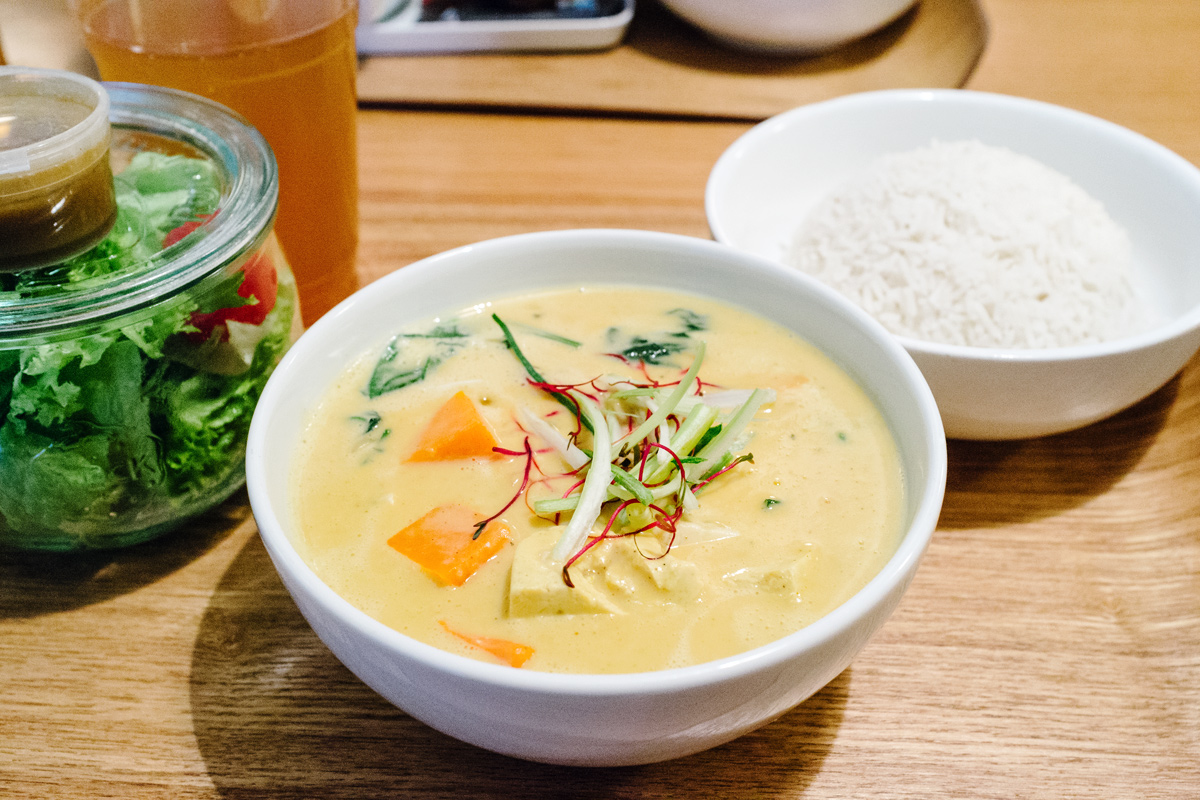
[3,1,1200,797]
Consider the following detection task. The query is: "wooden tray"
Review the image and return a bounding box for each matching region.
[357,0,988,120]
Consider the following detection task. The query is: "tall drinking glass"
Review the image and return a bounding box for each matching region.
[70,0,360,326]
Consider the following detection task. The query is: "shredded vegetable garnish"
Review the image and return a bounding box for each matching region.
[493,316,773,585]
[494,313,588,430]
[549,392,612,564]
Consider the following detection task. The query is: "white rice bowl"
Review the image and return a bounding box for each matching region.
[706,89,1200,439]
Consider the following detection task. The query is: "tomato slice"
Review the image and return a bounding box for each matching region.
[188,252,278,340]
[165,215,280,341]
[162,213,214,248]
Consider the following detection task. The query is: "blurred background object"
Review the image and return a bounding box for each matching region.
[0,0,96,74]
[355,0,984,119]
[656,0,918,54]
[64,0,360,326]
[356,0,635,54]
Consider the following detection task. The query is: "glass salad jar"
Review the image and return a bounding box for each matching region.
[0,80,300,551]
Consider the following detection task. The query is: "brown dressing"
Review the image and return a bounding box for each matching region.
[1,87,116,271]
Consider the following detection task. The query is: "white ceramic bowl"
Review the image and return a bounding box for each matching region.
[707,89,1200,440]
[246,229,946,766]
[659,0,917,54]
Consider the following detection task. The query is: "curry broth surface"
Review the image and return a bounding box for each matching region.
[292,287,905,673]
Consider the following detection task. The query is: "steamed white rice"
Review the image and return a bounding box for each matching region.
[788,139,1150,349]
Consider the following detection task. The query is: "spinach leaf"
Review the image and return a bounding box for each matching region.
[367,324,468,398]
[611,307,710,365]
[668,307,708,333]
[620,337,686,365]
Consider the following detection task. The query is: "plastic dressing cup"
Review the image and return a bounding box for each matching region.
[0,66,116,272]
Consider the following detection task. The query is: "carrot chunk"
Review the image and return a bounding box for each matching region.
[387,504,511,586]
[439,620,535,668]
[407,390,501,462]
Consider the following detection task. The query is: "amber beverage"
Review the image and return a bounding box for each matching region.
[72,0,359,326]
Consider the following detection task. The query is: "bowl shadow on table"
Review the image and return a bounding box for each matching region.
[190,532,850,798]
[0,489,252,620]
[937,375,1177,530]
[625,0,919,78]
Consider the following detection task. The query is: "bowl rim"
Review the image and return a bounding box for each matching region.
[248,228,948,695]
[705,87,1200,365]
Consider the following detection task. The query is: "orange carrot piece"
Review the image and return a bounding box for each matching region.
[387,504,511,586]
[439,620,535,668]
[407,390,501,462]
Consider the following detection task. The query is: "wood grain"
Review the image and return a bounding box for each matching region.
[3,0,1200,797]
[969,0,1200,165]
[355,109,736,279]
[357,0,986,119]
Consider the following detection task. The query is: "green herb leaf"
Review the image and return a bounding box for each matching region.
[610,308,708,364]
[511,321,581,348]
[354,411,382,435]
[369,354,438,398]
[668,308,708,333]
[367,325,467,398]
[493,314,592,432]
[620,336,685,365]
[690,424,722,455]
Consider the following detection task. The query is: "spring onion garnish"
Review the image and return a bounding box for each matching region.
[549,393,612,563]
[495,313,592,432]
[619,341,705,451]
[517,407,588,469]
[493,316,768,585]
[691,388,773,480]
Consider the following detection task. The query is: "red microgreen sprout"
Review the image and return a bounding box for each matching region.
[472,437,533,540]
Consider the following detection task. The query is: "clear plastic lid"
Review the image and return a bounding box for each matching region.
[0,66,110,176]
[0,66,116,270]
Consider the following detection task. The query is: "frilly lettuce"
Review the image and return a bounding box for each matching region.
[0,152,295,549]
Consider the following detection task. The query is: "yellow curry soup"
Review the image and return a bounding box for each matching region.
[292,286,905,674]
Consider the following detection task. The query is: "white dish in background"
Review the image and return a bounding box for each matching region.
[357,0,634,54]
[706,89,1200,440]
[658,0,916,54]
[246,228,946,766]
